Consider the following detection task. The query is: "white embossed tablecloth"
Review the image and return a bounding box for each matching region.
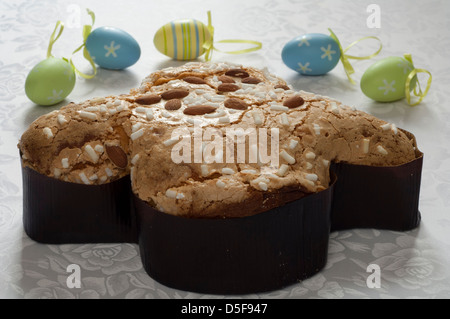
[1,0,449,299]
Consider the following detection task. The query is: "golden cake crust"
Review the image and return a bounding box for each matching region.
[19,62,417,217]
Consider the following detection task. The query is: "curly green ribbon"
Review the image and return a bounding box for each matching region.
[46,21,65,58]
[329,28,382,84]
[404,54,432,106]
[70,9,97,79]
[203,11,262,62]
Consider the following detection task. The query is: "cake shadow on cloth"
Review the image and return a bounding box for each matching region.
[21,138,423,295]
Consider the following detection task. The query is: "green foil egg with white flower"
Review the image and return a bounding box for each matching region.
[361,56,417,103]
[25,57,76,106]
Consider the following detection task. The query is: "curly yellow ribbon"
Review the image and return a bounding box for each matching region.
[403,54,432,106]
[203,11,262,62]
[46,21,65,58]
[328,28,382,84]
[70,9,97,79]
[203,11,215,61]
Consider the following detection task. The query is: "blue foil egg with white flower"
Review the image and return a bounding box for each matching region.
[282,34,341,75]
[85,26,141,70]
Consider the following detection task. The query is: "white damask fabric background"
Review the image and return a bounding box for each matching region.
[0,0,449,299]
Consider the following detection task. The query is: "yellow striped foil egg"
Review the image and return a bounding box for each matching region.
[154,19,212,60]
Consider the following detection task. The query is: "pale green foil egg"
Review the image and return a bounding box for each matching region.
[361,56,417,103]
[25,57,76,106]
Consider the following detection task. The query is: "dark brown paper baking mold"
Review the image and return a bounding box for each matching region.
[21,162,334,294]
[134,181,334,295]
[330,130,423,231]
[22,165,137,244]
[20,128,423,294]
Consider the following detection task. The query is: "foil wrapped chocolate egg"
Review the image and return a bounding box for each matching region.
[154,19,212,60]
[361,56,417,102]
[282,33,341,75]
[86,26,141,70]
[25,57,76,106]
